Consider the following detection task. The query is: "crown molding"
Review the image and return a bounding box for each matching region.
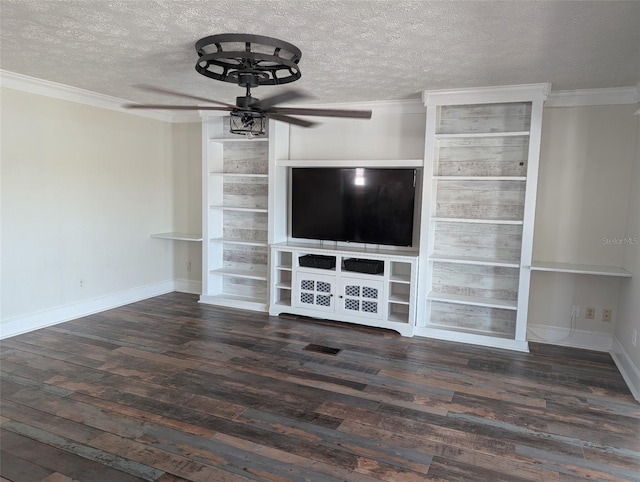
[0,70,200,123]
[546,86,639,107]
[423,83,552,106]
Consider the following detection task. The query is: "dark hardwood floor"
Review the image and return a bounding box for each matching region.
[1,292,638,481]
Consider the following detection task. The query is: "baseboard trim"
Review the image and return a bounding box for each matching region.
[174,279,202,295]
[0,280,175,339]
[526,324,613,352]
[610,337,640,403]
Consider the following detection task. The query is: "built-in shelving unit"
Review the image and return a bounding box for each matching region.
[150,232,203,242]
[200,116,271,311]
[417,84,550,352]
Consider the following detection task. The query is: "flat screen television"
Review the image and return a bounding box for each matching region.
[291,167,416,247]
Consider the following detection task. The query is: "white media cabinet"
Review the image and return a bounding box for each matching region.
[269,243,418,336]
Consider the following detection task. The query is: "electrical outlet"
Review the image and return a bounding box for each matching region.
[602,309,612,323]
[585,307,595,319]
[633,330,638,347]
[186,261,192,272]
[571,306,580,317]
[79,279,84,288]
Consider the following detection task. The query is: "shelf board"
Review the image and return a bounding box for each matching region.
[276,264,293,271]
[435,131,530,139]
[427,292,518,310]
[276,159,424,168]
[275,282,292,289]
[389,274,411,284]
[209,237,267,247]
[209,172,268,178]
[199,294,268,312]
[430,254,520,268]
[209,205,268,213]
[530,261,632,277]
[425,323,514,339]
[433,176,527,181]
[388,293,410,304]
[209,268,268,281]
[209,137,269,143]
[432,217,523,225]
[150,232,203,242]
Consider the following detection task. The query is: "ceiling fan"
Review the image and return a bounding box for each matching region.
[123,33,372,136]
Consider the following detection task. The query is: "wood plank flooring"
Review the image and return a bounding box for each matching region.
[1,292,638,481]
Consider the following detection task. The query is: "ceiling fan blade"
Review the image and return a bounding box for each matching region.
[134,84,237,108]
[123,104,233,111]
[253,89,309,110]
[268,107,372,119]
[268,113,317,128]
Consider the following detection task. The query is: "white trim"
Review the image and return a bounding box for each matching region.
[610,337,640,403]
[526,324,613,352]
[423,84,551,106]
[174,279,203,295]
[546,87,639,107]
[0,280,175,339]
[276,159,424,168]
[414,327,530,352]
[0,70,200,123]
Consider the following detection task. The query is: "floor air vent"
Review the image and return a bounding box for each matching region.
[303,344,342,355]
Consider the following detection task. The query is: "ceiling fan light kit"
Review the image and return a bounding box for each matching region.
[124,33,372,136]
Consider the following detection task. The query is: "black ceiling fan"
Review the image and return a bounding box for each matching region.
[123,34,372,136]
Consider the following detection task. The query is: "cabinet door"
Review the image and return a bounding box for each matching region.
[294,271,336,313]
[338,276,384,320]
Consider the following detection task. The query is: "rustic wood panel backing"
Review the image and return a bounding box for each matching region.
[438,103,532,134]
[222,278,267,299]
[430,301,516,336]
[432,262,520,301]
[222,144,268,174]
[223,177,268,209]
[1,293,638,481]
[436,137,529,176]
[435,180,526,220]
[433,222,523,260]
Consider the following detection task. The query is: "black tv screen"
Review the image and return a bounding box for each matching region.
[291,168,416,247]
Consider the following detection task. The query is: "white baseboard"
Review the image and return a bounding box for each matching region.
[174,279,202,295]
[610,337,640,403]
[0,280,175,339]
[526,324,613,352]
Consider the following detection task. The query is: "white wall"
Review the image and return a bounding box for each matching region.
[613,111,640,399]
[528,104,637,344]
[1,87,175,336]
[171,122,202,292]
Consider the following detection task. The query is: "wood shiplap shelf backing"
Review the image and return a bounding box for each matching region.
[417,84,550,352]
[200,117,270,311]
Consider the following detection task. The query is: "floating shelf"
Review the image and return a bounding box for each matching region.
[530,261,632,277]
[429,254,520,268]
[427,292,518,310]
[150,232,203,242]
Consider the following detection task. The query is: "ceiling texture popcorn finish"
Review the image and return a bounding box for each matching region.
[1,1,639,106]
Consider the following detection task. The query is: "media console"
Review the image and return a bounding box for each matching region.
[269,242,419,336]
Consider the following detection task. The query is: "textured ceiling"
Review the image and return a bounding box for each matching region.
[1,1,639,106]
